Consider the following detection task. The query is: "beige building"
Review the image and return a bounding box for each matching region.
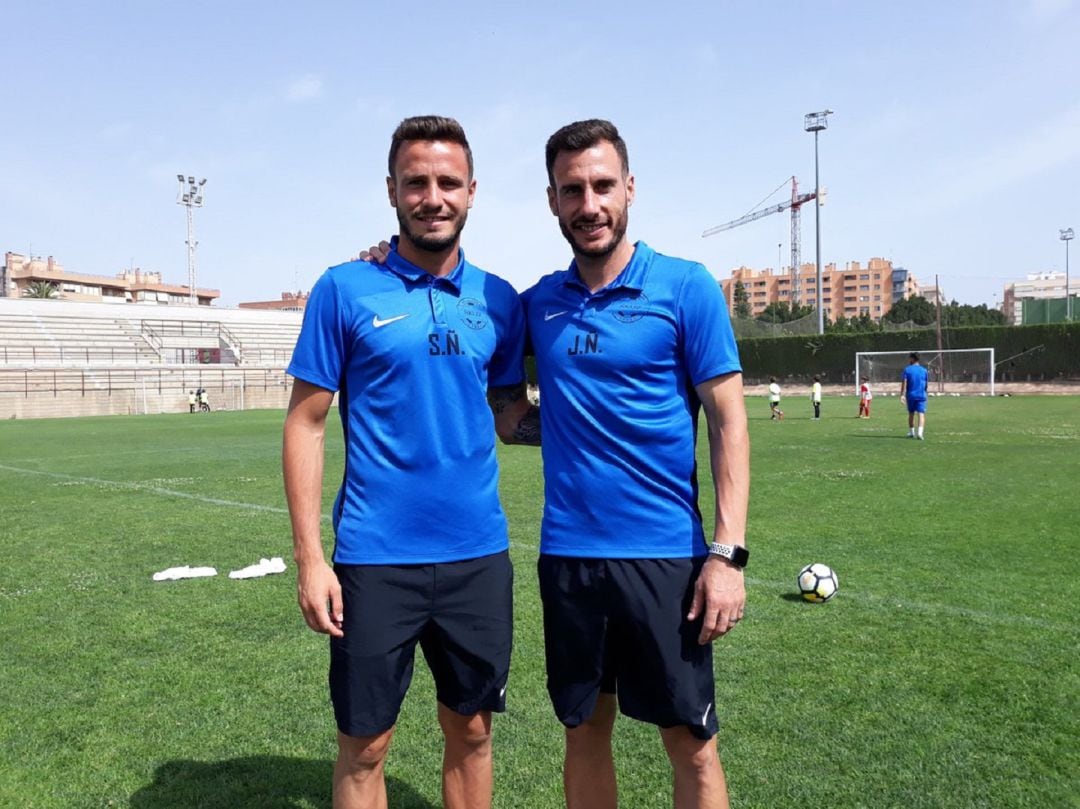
[238,291,309,311]
[2,252,219,306]
[1002,272,1077,325]
[720,258,920,323]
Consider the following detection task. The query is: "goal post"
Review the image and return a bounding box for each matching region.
[855,348,995,396]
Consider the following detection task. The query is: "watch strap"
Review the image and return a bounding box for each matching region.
[707,542,749,568]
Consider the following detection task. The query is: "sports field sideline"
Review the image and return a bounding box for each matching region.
[1,395,1077,808]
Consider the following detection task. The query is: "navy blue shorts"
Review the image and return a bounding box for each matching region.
[537,555,718,740]
[330,550,513,737]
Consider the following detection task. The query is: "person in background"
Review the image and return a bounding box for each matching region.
[857,377,872,418]
[900,352,929,439]
[768,376,783,420]
[810,375,822,420]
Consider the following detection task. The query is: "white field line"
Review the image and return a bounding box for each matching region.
[744,576,1077,635]
[0,462,309,519]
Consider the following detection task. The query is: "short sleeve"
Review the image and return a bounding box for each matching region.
[487,280,526,389]
[677,264,742,385]
[286,270,346,392]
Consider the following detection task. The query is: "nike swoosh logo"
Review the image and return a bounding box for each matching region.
[544,310,568,321]
[372,314,409,328]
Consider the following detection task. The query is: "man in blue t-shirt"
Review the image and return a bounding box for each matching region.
[525,119,750,809]
[282,116,536,809]
[900,351,930,439]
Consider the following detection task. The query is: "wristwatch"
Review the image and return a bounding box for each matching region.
[708,542,749,569]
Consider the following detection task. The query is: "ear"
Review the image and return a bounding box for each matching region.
[467,177,477,210]
[386,176,397,208]
[625,173,635,208]
[547,186,558,216]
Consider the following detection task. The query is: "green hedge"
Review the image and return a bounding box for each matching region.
[736,323,1080,384]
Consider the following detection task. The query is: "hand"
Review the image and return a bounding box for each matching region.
[296,559,344,637]
[354,240,392,264]
[686,556,746,644]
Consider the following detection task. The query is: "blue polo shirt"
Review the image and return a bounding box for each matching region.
[902,363,928,400]
[522,242,742,558]
[288,239,525,564]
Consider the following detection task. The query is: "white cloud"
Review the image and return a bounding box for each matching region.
[285,75,324,102]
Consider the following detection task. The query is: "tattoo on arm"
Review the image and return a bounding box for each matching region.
[487,384,524,415]
[488,384,541,446]
[511,405,541,446]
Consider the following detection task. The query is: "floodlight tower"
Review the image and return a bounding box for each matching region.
[176,175,207,306]
[1061,228,1074,322]
[804,109,833,334]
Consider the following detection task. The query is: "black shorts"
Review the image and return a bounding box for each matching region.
[537,555,718,740]
[330,550,513,737]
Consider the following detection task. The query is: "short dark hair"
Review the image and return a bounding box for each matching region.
[388,115,473,180]
[545,119,629,187]
[910,352,920,362]
[814,375,820,382]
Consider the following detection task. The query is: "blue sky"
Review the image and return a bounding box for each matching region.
[2,0,1077,307]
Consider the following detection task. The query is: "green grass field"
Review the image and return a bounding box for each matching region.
[1,396,1078,808]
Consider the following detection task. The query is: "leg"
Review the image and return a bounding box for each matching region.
[334,728,394,809]
[565,693,618,809]
[439,704,494,809]
[660,726,729,809]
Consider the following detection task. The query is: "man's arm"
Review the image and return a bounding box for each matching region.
[686,371,750,644]
[899,372,908,401]
[488,382,541,445]
[282,379,344,637]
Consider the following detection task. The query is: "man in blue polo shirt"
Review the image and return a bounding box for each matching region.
[900,351,929,439]
[524,119,750,809]
[283,116,535,809]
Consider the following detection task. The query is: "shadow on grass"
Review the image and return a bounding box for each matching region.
[130,756,437,809]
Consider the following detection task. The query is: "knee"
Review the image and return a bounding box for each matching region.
[440,710,493,753]
[662,729,720,776]
[337,730,393,775]
[566,696,616,749]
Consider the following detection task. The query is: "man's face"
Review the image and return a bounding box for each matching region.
[387,140,476,253]
[547,140,634,259]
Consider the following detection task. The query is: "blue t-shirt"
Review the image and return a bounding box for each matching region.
[287,240,525,564]
[522,242,742,559]
[902,363,928,400]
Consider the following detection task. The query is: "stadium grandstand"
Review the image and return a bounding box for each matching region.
[0,297,302,419]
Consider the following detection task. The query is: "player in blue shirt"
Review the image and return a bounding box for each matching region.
[526,119,750,809]
[900,351,929,439]
[283,116,536,809]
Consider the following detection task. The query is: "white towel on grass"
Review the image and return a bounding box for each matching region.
[229,557,287,580]
[152,565,218,581]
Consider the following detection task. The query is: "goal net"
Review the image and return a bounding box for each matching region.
[855,349,995,396]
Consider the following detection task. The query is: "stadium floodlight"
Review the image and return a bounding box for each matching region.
[804,109,833,335]
[1061,228,1074,322]
[176,174,208,306]
[855,348,996,397]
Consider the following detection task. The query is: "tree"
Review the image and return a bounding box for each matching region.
[941,300,1007,327]
[884,295,935,325]
[22,280,58,299]
[757,301,813,324]
[732,281,752,320]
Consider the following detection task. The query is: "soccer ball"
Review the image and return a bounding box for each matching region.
[798,563,839,603]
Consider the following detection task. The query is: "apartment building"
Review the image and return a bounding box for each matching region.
[720,258,920,322]
[2,252,220,306]
[1002,272,1078,325]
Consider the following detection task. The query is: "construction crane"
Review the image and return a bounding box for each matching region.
[702,176,821,304]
